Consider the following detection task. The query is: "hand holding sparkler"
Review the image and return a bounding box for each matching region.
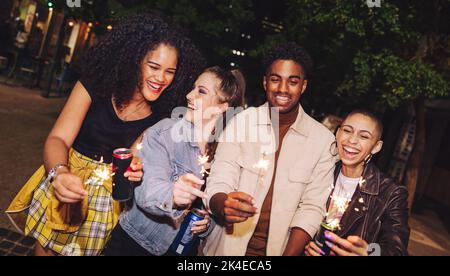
[173,173,208,209]
[223,191,257,224]
[308,232,369,257]
[52,170,88,204]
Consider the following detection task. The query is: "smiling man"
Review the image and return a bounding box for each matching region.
[204,42,337,256]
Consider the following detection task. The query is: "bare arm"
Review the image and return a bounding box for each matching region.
[43,81,92,172]
[283,227,311,256]
[44,81,92,203]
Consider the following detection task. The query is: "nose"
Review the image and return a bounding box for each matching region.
[348,133,359,144]
[155,70,166,83]
[279,80,289,93]
[186,89,196,101]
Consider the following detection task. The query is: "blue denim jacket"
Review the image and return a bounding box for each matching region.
[119,118,211,255]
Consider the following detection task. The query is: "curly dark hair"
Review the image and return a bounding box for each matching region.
[262,42,314,79]
[81,13,205,117]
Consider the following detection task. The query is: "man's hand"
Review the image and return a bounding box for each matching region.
[223,191,257,224]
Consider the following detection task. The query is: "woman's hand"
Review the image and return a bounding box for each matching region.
[173,173,207,209]
[124,156,143,182]
[326,231,369,256]
[304,241,331,256]
[191,210,211,235]
[52,169,88,204]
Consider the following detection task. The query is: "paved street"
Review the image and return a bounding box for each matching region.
[0,82,448,256]
[0,82,66,231]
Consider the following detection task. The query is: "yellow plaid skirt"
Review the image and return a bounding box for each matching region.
[6,149,121,256]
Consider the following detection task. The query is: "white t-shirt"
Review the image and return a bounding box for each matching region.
[326,171,360,227]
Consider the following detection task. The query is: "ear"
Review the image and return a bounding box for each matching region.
[220,102,229,113]
[371,140,383,155]
[301,79,308,94]
[263,76,267,89]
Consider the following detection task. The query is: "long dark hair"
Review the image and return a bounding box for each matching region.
[203,66,246,162]
[80,13,205,117]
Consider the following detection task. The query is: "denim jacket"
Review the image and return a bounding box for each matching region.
[120,118,213,255]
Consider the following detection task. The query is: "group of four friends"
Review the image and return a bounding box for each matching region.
[7,13,410,256]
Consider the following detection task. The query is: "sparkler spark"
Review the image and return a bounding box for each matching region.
[330,195,351,214]
[253,152,269,171]
[136,143,143,151]
[251,152,270,197]
[85,165,111,187]
[198,154,210,177]
[358,177,366,187]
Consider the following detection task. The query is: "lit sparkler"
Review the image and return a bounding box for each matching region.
[324,194,352,230]
[252,152,269,197]
[85,158,112,188]
[136,142,143,151]
[198,154,210,178]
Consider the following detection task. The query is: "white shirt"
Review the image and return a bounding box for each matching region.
[326,171,360,227]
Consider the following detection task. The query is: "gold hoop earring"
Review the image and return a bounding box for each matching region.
[364,154,373,165]
[330,141,338,156]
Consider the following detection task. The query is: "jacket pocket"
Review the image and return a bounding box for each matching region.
[279,168,313,211]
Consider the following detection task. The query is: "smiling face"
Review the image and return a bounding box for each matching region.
[336,113,383,168]
[140,43,178,102]
[185,72,229,125]
[264,59,307,114]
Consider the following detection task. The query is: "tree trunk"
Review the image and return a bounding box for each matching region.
[405,97,426,212]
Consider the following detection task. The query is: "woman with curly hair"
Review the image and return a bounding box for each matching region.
[6,13,205,256]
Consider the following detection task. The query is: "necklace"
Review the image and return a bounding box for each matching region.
[116,100,149,121]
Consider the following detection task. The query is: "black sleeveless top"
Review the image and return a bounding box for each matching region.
[72,78,163,163]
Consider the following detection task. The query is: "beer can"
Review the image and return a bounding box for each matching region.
[112,148,133,202]
[169,208,205,256]
[314,222,339,256]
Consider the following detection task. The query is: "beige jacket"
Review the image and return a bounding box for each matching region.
[203,103,337,256]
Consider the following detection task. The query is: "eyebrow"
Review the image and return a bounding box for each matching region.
[148,61,177,71]
[342,124,374,136]
[268,73,302,80]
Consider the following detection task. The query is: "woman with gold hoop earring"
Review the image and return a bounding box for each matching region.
[306,109,410,256]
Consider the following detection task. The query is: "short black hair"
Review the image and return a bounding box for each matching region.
[262,42,314,79]
[345,109,384,139]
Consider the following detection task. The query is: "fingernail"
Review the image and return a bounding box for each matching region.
[325,241,333,249]
[324,231,333,241]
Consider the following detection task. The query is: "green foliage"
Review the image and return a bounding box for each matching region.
[282,0,448,110]
[57,0,449,109]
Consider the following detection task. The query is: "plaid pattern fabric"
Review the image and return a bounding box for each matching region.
[25,149,121,256]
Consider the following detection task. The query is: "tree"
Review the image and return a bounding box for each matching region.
[276,0,449,210]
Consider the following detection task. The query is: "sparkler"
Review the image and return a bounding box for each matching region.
[325,194,352,230]
[198,154,210,178]
[252,152,269,197]
[136,142,143,151]
[85,157,112,189]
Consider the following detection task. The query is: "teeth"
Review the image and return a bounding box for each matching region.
[148,82,162,90]
[344,146,359,154]
[275,95,290,103]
